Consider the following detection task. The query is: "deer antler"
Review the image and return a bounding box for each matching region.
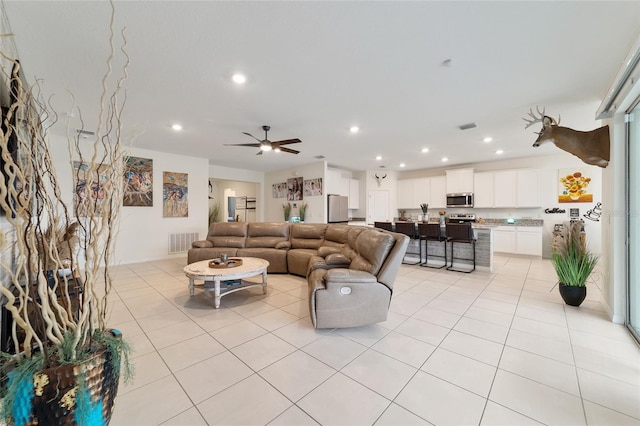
[523,106,560,129]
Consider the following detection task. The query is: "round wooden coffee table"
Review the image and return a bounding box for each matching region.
[183,257,270,308]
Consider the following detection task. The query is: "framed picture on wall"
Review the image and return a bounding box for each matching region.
[287,177,303,201]
[123,156,153,207]
[303,178,323,196]
[558,169,593,203]
[163,171,188,217]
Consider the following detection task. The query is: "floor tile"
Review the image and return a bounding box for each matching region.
[510,315,570,342]
[231,333,297,371]
[395,371,486,426]
[371,331,436,368]
[583,400,640,426]
[506,329,574,365]
[454,316,509,344]
[302,334,367,370]
[250,308,300,331]
[174,350,253,404]
[464,306,513,328]
[395,318,450,346]
[160,407,208,425]
[489,370,585,426]
[111,375,193,426]
[412,305,461,328]
[135,308,190,333]
[269,405,320,426]
[577,368,640,419]
[158,333,226,372]
[145,318,205,349]
[498,346,579,395]
[374,403,431,425]
[421,348,496,397]
[209,318,267,348]
[480,401,543,425]
[119,351,171,394]
[440,330,503,366]
[197,374,292,425]
[298,373,390,426]
[342,349,418,399]
[336,324,391,347]
[259,350,335,402]
[573,345,640,386]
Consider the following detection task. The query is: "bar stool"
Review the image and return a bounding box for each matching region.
[418,223,448,269]
[395,222,420,265]
[445,222,476,273]
[374,221,393,231]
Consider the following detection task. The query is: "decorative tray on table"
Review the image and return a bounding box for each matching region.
[208,258,243,269]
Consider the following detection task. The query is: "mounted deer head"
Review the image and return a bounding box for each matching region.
[374,173,387,187]
[523,106,610,168]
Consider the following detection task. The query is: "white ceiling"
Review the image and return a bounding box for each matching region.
[3,1,640,173]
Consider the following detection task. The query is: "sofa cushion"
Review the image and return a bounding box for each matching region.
[323,224,352,248]
[349,229,395,275]
[287,248,318,276]
[207,222,247,248]
[290,224,327,249]
[192,240,213,248]
[245,222,290,248]
[317,246,342,257]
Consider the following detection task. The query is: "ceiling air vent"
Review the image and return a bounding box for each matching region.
[76,129,95,137]
[314,155,326,159]
[458,122,477,130]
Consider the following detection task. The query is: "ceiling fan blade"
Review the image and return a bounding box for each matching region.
[279,147,300,154]
[256,150,263,156]
[224,143,261,147]
[242,132,263,143]
[272,138,301,146]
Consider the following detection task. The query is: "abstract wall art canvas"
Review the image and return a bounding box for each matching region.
[73,161,112,217]
[163,171,188,217]
[123,156,153,206]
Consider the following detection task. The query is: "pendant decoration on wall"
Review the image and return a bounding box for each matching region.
[303,178,323,196]
[123,156,153,207]
[374,173,387,187]
[523,106,610,168]
[583,202,602,222]
[163,171,188,217]
[558,169,593,203]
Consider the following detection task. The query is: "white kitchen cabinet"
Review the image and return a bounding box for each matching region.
[516,169,541,208]
[493,170,517,207]
[327,169,349,197]
[413,178,430,208]
[397,179,414,209]
[473,172,494,208]
[430,176,447,208]
[349,178,360,209]
[494,226,516,253]
[446,168,474,194]
[494,225,542,256]
[516,226,543,256]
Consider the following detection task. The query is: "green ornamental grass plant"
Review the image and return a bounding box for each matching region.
[551,221,598,287]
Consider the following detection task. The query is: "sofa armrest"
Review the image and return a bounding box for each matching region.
[324,269,378,286]
[192,240,213,248]
[275,241,291,249]
[318,246,342,257]
[325,253,350,266]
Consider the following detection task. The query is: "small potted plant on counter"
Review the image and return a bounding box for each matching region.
[551,220,599,306]
[299,202,308,222]
[419,203,429,222]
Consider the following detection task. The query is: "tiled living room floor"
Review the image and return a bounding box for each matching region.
[108,254,640,426]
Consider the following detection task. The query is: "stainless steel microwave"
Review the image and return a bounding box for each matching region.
[446,193,474,208]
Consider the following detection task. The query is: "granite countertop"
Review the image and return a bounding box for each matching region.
[480,218,543,227]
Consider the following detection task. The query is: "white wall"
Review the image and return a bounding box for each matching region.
[210,165,265,221]
[265,161,326,222]
[365,169,399,223]
[50,137,209,264]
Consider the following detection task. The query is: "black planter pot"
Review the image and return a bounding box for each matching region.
[558,283,587,306]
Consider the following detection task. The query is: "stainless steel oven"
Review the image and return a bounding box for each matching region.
[446,193,474,208]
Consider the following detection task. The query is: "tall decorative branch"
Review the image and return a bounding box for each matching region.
[0,2,129,365]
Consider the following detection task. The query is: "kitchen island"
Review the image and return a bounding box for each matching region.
[421,224,494,272]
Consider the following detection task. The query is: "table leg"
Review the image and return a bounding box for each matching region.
[262,269,267,294]
[214,277,221,308]
[189,278,195,296]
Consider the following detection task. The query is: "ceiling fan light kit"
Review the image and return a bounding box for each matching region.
[225,125,302,156]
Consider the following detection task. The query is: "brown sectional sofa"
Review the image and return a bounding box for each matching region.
[188,222,409,328]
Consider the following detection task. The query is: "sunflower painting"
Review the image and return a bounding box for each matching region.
[558,169,593,203]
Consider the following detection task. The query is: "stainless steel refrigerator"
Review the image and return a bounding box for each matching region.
[327,194,349,223]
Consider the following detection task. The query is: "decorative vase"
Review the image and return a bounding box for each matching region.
[5,333,123,426]
[558,283,587,306]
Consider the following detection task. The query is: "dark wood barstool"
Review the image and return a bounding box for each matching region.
[445,222,476,273]
[418,223,448,269]
[394,222,420,265]
[374,221,393,231]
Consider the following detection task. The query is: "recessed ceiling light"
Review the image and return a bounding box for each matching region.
[496,149,504,155]
[349,126,360,133]
[399,163,406,168]
[483,137,493,143]
[421,148,429,153]
[441,157,448,162]
[375,155,382,161]
[231,73,246,84]
[171,123,183,131]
